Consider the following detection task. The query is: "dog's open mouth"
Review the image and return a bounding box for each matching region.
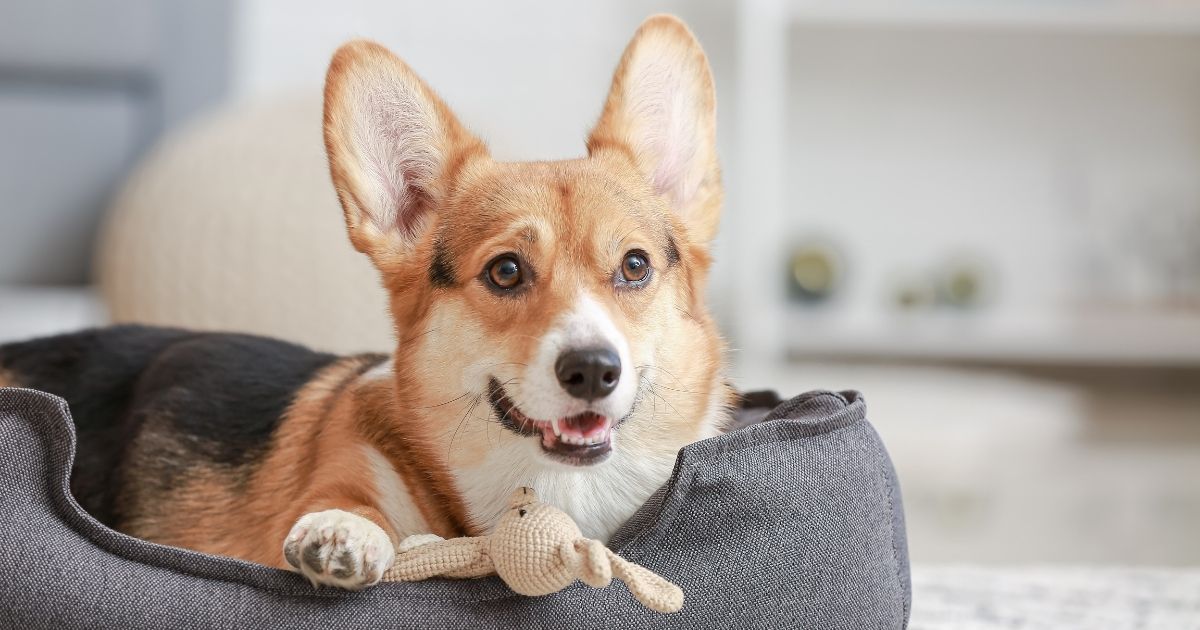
[487,378,613,465]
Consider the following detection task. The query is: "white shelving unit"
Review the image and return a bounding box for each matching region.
[732,0,1200,366]
[785,2,1200,33]
[784,310,1200,365]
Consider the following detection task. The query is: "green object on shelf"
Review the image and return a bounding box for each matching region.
[788,243,841,303]
[938,260,991,309]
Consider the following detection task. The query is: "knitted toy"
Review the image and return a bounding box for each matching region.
[383,487,684,613]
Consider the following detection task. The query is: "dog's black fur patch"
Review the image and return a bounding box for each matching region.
[665,233,681,267]
[129,332,337,465]
[429,239,457,288]
[1,326,192,523]
[0,325,337,525]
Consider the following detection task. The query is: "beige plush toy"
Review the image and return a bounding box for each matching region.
[383,487,684,613]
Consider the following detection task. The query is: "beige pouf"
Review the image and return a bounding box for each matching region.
[96,97,394,354]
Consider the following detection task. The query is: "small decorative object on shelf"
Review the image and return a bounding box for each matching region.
[936,256,994,310]
[887,255,995,313]
[787,240,842,305]
[891,272,938,311]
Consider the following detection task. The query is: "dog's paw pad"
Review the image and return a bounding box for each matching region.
[283,509,394,590]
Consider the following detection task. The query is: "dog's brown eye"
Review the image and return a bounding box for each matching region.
[487,255,523,290]
[621,251,650,284]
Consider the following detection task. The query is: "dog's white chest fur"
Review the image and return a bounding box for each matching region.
[362,445,431,537]
[453,439,676,541]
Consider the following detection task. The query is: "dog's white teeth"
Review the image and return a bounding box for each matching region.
[559,433,600,446]
[586,428,611,445]
[551,418,562,437]
[558,428,610,446]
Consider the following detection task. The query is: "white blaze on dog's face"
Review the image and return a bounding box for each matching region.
[323,16,728,488]
[514,292,638,453]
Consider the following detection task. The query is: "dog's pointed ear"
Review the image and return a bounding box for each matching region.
[324,40,487,261]
[587,15,721,243]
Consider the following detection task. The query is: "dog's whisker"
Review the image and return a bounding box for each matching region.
[401,391,472,411]
[483,361,528,369]
[447,392,484,457]
[672,305,698,321]
[633,362,691,388]
[644,383,685,426]
[634,363,682,382]
[634,364,690,393]
[490,332,539,343]
[616,225,640,249]
[646,383,700,395]
[399,327,440,345]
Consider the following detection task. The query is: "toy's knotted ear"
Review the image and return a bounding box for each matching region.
[573,538,612,588]
[606,549,685,614]
[508,486,539,509]
[384,536,493,582]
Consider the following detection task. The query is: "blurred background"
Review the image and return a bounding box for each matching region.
[1,0,1198,571]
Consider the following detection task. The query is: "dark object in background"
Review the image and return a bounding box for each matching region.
[889,255,996,312]
[729,389,782,430]
[892,271,939,311]
[936,257,993,310]
[787,240,844,304]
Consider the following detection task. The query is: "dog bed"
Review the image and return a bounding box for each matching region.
[0,386,910,629]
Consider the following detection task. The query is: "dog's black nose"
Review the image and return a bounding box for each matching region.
[555,347,621,400]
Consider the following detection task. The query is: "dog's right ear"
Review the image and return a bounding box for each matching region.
[324,40,486,261]
[588,16,721,244]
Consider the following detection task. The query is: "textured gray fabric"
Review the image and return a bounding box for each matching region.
[0,387,909,629]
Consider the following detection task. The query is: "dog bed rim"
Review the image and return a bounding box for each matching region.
[0,386,869,603]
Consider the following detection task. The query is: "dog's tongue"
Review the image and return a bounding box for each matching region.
[543,412,611,448]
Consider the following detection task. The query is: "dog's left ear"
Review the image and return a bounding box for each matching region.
[324,40,486,262]
[588,15,721,243]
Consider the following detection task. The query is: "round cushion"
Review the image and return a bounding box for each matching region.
[96,98,393,354]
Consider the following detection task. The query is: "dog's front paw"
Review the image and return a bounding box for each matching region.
[283,509,394,590]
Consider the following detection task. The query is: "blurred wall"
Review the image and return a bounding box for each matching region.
[0,0,231,285]
[230,0,720,160]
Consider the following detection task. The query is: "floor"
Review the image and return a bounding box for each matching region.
[910,565,1200,629]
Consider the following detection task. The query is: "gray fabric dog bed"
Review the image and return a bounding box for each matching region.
[0,387,910,629]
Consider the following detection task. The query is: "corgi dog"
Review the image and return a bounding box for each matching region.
[0,15,729,589]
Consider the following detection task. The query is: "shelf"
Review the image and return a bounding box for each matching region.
[784,310,1200,366]
[730,0,1200,367]
[786,1,1200,34]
